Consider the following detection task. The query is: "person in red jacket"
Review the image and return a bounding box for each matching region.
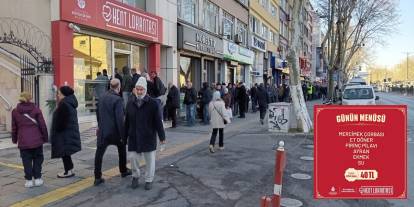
[11,92,48,188]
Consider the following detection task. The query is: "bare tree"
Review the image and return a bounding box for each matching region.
[316,0,398,100]
[287,0,313,132]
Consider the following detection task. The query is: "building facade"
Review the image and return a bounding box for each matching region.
[249,0,280,85]
[0,0,173,131]
[177,0,253,90]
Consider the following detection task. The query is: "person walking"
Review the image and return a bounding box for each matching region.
[121,66,134,107]
[51,86,81,178]
[183,81,197,126]
[12,92,48,188]
[166,82,180,128]
[208,91,230,153]
[250,84,258,112]
[125,77,166,190]
[200,82,213,125]
[94,79,132,186]
[236,82,247,118]
[256,83,269,125]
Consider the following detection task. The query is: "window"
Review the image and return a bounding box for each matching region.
[236,21,248,45]
[262,24,268,40]
[250,16,260,34]
[223,12,234,40]
[280,0,287,11]
[260,0,268,7]
[178,0,198,25]
[239,0,249,6]
[270,4,277,17]
[269,31,274,43]
[117,0,146,10]
[203,0,219,33]
[273,33,278,45]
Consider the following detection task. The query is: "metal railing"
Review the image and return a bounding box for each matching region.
[0,94,12,111]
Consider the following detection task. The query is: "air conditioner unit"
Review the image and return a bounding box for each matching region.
[234,34,243,44]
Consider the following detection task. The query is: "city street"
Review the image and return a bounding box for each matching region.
[0,92,412,207]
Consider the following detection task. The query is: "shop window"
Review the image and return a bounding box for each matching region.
[115,41,131,51]
[73,34,112,116]
[132,45,147,74]
[178,0,198,25]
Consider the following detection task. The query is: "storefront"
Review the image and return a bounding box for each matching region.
[250,34,266,84]
[52,0,163,116]
[177,23,223,90]
[271,54,283,86]
[222,40,254,84]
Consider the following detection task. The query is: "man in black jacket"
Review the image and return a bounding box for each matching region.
[131,68,140,86]
[125,77,166,190]
[183,81,197,126]
[256,83,269,125]
[236,82,247,118]
[167,82,180,128]
[94,79,131,186]
[200,82,212,124]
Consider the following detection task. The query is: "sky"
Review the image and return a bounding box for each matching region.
[373,0,414,68]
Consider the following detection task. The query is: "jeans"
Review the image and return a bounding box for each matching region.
[186,104,195,126]
[94,141,127,179]
[122,92,131,108]
[62,155,73,172]
[203,104,210,124]
[129,151,156,182]
[20,146,44,180]
[210,128,224,147]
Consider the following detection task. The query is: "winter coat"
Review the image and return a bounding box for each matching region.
[11,102,48,149]
[51,95,81,158]
[125,95,165,153]
[132,73,141,86]
[236,85,247,108]
[183,87,197,105]
[223,93,232,108]
[96,90,125,146]
[256,86,269,107]
[201,87,213,105]
[167,85,180,109]
[209,100,229,129]
[152,76,166,97]
[121,68,135,92]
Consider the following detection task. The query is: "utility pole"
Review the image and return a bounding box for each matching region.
[403,52,413,83]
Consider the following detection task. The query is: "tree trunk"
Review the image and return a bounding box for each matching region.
[287,0,312,133]
[327,68,335,100]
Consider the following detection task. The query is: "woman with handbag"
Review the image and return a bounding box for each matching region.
[11,92,48,187]
[208,91,230,153]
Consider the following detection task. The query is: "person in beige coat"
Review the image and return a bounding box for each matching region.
[208,91,231,153]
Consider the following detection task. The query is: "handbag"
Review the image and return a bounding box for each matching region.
[213,103,229,125]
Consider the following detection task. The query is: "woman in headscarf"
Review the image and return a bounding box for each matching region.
[208,91,230,153]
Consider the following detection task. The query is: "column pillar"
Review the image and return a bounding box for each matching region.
[51,21,74,87]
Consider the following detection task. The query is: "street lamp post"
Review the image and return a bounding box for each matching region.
[403,52,413,83]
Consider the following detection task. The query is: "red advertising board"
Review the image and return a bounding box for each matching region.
[60,0,162,43]
[314,105,407,199]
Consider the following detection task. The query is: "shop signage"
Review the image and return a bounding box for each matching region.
[314,105,407,199]
[178,24,223,58]
[251,35,266,52]
[223,40,254,65]
[60,0,162,43]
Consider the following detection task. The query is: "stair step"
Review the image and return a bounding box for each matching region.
[0,133,11,139]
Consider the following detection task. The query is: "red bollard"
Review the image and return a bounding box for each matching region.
[272,141,286,207]
[260,196,273,207]
[260,196,267,207]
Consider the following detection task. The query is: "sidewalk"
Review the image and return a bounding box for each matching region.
[0,110,265,207]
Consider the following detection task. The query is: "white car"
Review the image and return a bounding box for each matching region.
[341,85,379,105]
